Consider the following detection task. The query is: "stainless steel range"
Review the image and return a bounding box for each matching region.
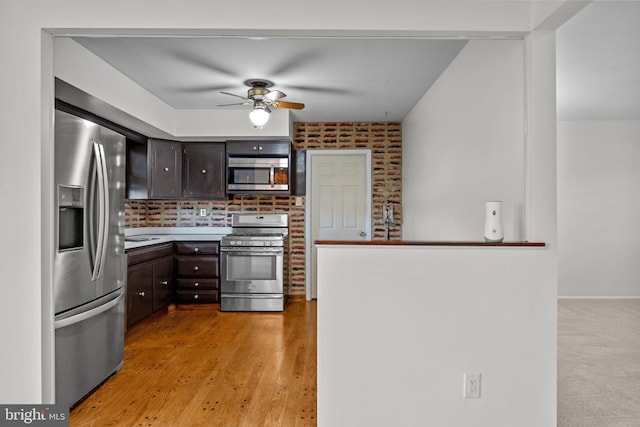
[220,213,288,311]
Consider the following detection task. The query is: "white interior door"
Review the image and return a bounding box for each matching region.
[307,151,371,299]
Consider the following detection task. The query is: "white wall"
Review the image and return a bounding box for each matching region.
[317,244,557,427]
[402,40,526,241]
[0,0,569,405]
[558,120,640,296]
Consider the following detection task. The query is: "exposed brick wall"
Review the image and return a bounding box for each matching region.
[124,121,402,296]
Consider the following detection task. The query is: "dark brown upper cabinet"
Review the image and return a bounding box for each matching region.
[182,143,225,199]
[127,140,225,200]
[149,139,183,199]
[127,138,182,199]
[225,140,290,157]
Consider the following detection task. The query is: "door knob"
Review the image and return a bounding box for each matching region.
[359,231,367,237]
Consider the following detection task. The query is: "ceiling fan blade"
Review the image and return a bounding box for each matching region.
[217,102,252,107]
[220,91,250,100]
[265,90,286,101]
[274,101,305,110]
[180,84,230,93]
[287,85,350,95]
[268,51,322,75]
[169,49,236,77]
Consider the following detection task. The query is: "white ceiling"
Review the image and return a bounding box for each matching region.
[71,1,640,124]
[72,36,467,122]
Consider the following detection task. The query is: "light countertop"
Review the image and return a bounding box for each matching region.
[125,227,232,250]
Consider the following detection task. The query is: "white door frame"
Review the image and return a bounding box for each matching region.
[305,149,372,301]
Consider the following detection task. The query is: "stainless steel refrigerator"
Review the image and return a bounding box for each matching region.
[53,109,126,407]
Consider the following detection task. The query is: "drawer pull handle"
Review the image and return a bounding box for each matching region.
[194,282,199,287]
[193,266,199,271]
[201,169,207,174]
[161,280,168,286]
[138,291,145,297]
[194,294,199,299]
[194,247,199,252]
[163,167,169,172]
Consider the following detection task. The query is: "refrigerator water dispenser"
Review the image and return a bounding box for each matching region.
[58,185,84,251]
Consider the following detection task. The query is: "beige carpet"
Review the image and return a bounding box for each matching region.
[558,298,640,426]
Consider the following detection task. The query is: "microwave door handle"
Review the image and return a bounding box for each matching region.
[269,166,275,186]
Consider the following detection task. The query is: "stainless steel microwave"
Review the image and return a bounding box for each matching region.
[227,157,289,191]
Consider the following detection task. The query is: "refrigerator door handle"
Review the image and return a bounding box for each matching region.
[98,143,110,276]
[54,289,124,330]
[91,142,109,281]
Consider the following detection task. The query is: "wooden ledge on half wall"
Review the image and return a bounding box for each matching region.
[314,240,546,247]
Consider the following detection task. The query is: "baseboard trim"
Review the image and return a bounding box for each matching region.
[558,296,640,300]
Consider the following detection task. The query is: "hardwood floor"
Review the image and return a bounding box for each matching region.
[70,301,317,427]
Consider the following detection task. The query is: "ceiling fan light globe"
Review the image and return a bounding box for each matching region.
[249,108,270,127]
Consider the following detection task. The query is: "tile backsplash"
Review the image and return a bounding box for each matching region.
[124,121,402,296]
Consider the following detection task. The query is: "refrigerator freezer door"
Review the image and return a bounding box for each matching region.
[54,288,125,407]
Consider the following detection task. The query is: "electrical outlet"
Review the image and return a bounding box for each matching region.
[464,373,481,398]
[199,208,207,217]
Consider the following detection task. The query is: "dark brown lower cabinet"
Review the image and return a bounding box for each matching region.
[152,256,174,310]
[126,240,220,325]
[174,242,220,304]
[126,243,174,327]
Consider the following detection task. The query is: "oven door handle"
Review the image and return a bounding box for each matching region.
[221,249,282,256]
[222,294,283,299]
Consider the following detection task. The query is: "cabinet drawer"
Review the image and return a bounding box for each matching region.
[174,242,219,255]
[175,290,219,304]
[176,256,219,277]
[176,278,219,290]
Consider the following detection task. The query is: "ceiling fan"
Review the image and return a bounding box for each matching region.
[218,79,305,127]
